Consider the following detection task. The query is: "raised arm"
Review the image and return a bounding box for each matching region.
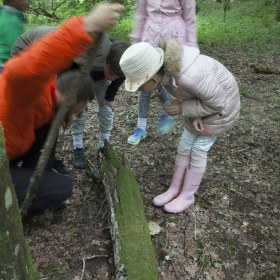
[4,3,125,103]
[129,0,148,44]
[181,0,199,49]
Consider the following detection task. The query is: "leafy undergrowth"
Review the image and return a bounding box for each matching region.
[23,44,280,279]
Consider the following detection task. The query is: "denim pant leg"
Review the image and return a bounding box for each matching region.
[138,86,172,118]
[71,110,87,136]
[156,86,172,105]
[95,79,112,133]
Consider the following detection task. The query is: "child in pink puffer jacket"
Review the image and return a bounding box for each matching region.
[127,0,198,145]
[120,40,240,213]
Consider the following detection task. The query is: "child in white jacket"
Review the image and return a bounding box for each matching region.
[120,40,240,213]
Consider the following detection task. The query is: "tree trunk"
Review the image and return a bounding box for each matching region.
[276,0,280,21]
[0,123,39,280]
[93,140,158,280]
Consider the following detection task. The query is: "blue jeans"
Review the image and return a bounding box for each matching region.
[0,66,3,73]
[138,86,172,118]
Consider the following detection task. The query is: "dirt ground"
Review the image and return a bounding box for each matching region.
[23,46,280,280]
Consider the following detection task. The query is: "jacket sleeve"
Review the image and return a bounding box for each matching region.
[129,0,148,44]
[105,77,125,101]
[181,72,227,118]
[180,0,198,49]
[4,16,93,103]
[10,26,56,57]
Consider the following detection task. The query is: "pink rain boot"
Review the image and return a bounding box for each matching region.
[164,168,204,213]
[153,163,187,206]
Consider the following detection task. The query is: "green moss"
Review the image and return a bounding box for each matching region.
[100,141,158,280]
[114,166,158,279]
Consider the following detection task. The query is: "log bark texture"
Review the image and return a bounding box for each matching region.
[96,140,158,280]
[0,122,39,280]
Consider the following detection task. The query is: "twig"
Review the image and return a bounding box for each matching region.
[195,243,211,280]
[121,150,131,170]
[20,33,105,217]
[193,210,197,241]
[170,259,180,280]
[81,255,108,280]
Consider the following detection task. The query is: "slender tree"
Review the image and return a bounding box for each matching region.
[276,0,280,21]
[0,122,39,280]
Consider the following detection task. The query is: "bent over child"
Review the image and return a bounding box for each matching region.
[120,40,240,213]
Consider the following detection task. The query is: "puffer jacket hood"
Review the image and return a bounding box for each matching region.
[161,39,240,136]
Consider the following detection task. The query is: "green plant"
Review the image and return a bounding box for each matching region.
[240,86,255,98]
[71,227,77,236]
[200,254,210,266]
[271,114,280,121]
[197,0,280,56]
[240,107,249,115]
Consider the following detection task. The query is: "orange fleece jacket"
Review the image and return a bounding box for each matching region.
[0,16,93,161]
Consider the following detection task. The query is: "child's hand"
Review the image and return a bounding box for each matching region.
[192,117,204,132]
[83,3,125,34]
[100,100,115,112]
[62,114,73,129]
[164,100,182,116]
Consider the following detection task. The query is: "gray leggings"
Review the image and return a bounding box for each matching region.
[138,86,172,118]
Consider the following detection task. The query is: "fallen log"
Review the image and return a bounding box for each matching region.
[88,140,158,280]
[248,62,280,74]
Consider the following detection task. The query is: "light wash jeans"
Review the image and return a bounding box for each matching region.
[178,128,218,172]
[178,128,217,153]
[71,78,112,135]
[138,86,172,118]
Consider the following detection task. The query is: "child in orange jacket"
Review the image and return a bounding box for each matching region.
[0,3,124,221]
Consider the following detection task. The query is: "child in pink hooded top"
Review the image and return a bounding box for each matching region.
[127,0,198,145]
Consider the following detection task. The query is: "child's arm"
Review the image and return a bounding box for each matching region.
[4,16,93,104]
[129,0,148,44]
[181,72,227,118]
[181,0,199,48]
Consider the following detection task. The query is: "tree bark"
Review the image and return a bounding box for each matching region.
[276,0,280,22]
[91,140,158,280]
[0,122,39,280]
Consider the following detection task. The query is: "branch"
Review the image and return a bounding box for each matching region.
[20,34,105,217]
[54,0,67,11]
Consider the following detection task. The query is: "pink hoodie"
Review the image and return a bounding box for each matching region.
[130,0,198,48]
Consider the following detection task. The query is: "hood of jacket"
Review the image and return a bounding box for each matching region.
[158,39,200,78]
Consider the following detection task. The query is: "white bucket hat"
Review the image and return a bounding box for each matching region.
[120,42,164,92]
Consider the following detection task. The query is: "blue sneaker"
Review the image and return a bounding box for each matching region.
[157,112,176,135]
[127,128,147,145]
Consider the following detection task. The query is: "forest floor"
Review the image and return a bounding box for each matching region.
[23,45,280,280]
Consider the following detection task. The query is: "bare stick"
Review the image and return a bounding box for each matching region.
[170,259,180,280]
[20,34,104,217]
[121,150,131,170]
[81,255,108,280]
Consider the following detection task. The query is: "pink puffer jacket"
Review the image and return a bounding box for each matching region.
[130,0,198,48]
[162,46,240,136]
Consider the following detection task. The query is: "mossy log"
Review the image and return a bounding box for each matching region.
[0,123,39,280]
[94,140,158,280]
